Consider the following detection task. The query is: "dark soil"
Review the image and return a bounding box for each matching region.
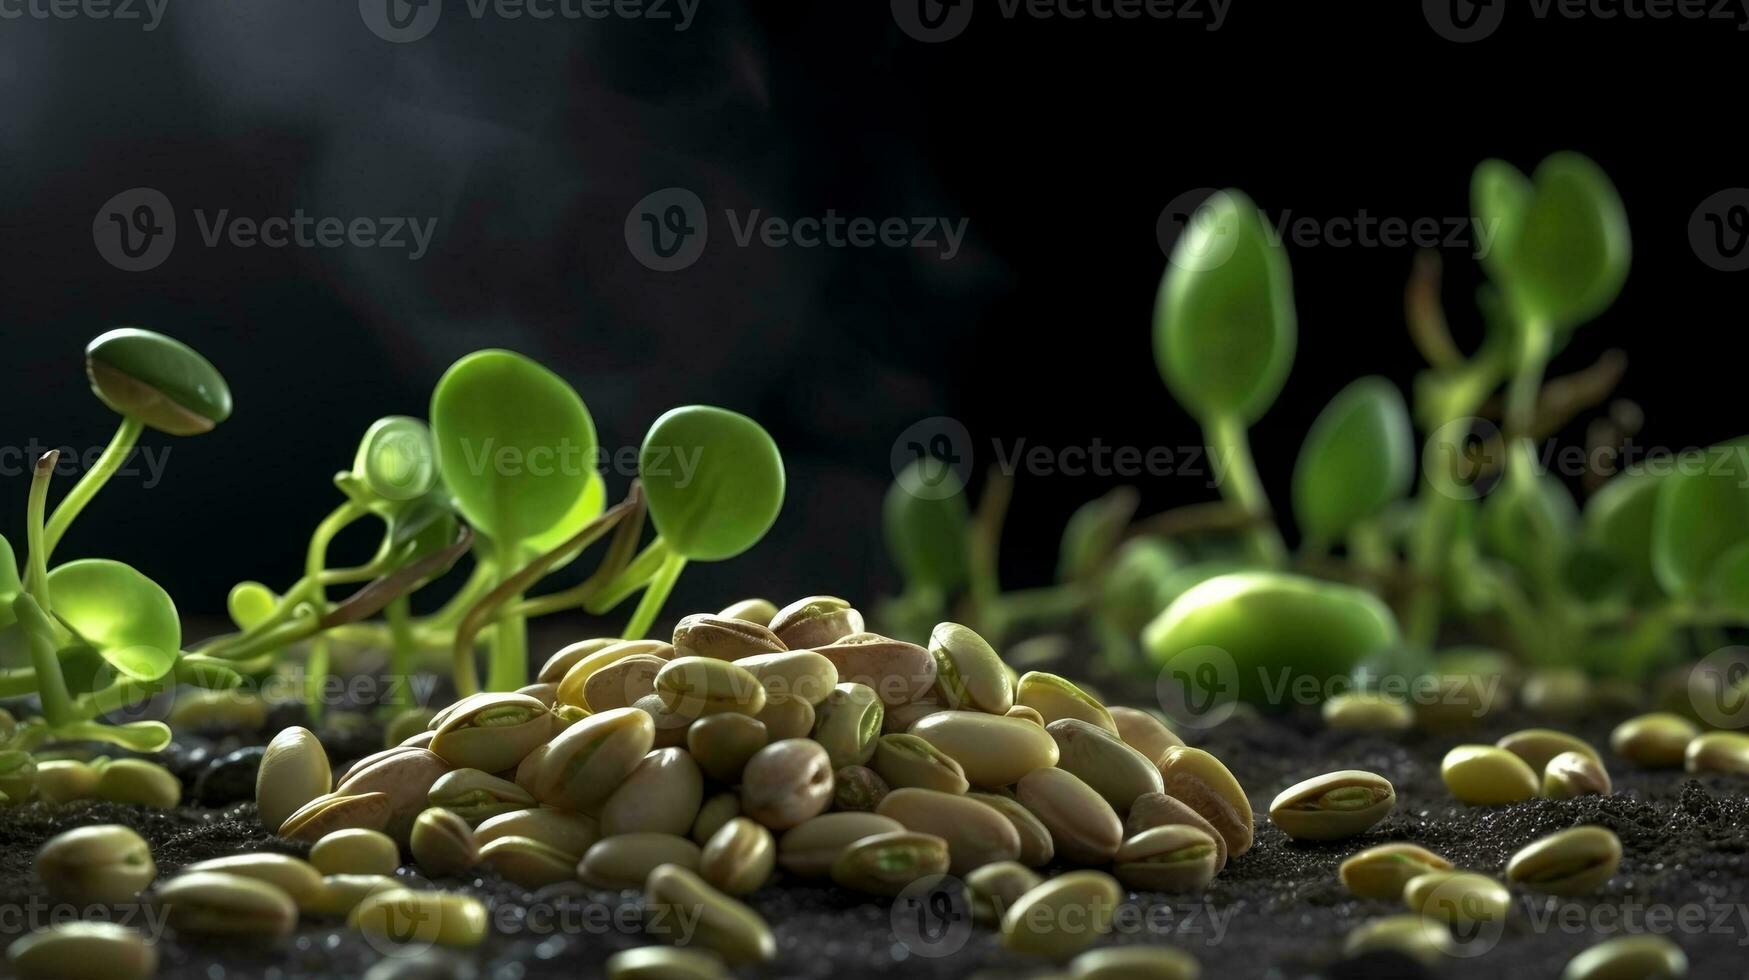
[4,705,1746,979]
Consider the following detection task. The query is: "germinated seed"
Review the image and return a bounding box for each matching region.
[693,793,741,846]
[1015,766,1123,865]
[579,833,702,890]
[635,692,698,749]
[279,791,392,842]
[699,817,776,896]
[167,690,267,733]
[1610,713,1698,769]
[1125,793,1226,873]
[36,824,156,903]
[584,654,667,712]
[833,765,890,812]
[1108,706,1185,766]
[968,792,1056,868]
[718,597,779,627]
[817,634,938,707]
[304,874,399,918]
[755,696,816,741]
[1506,825,1622,895]
[335,748,450,843]
[644,864,776,964]
[539,637,621,686]
[1497,728,1601,773]
[1004,705,1046,726]
[656,657,767,718]
[1000,869,1121,960]
[1441,744,1540,805]
[1068,945,1201,980]
[829,830,951,896]
[1113,824,1219,892]
[1157,746,1254,857]
[740,739,834,830]
[410,808,479,877]
[1268,770,1395,841]
[672,613,787,662]
[1014,671,1117,734]
[427,768,537,825]
[34,759,99,805]
[965,861,1041,924]
[1684,731,1749,775]
[777,812,906,877]
[476,808,601,860]
[529,707,655,812]
[1341,915,1455,967]
[350,888,488,948]
[1544,751,1612,799]
[551,640,674,706]
[481,835,576,889]
[1402,870,1511,927]
[605,945,732,980]
[877,788,1021,875]
[909,710,1060,788]
[871,734,970,795]
[429,693,552,773]
[6,922,156,980]
[1321,692,1414,733]
[182,853,323,907]
[734,650,839,706]
[94,759,180,809]
[1048,718,1164,817]
[928,623,1014,714]
[811,683,884,768]
[768,596,863,650]
[1338,843,1453,899]
[157,871,298,939]
[600,747,705,838]
[1561,934,1688,980]
[688,713,770,784]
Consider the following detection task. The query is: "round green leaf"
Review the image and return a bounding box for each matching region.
[640,406,785,562]
[1652,438,1749,599]
[86,327,233,435]
[1144,571,1400,705]
[47,559,181,682]
[226,581,277,630]
[430,350,599,551]
[1471,159,1530,285]
[1581,468,1662,598]
[354,416,438,502]
[1291,377,1414,544]
[1153,189,1297,423]
[884,458,970,594]
[1480,469,1578,575]
[1478,153,1630,332]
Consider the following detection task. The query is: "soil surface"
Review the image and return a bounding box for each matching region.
[3,702,1746,979]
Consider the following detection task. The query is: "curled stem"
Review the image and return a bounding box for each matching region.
[42,416,144,561]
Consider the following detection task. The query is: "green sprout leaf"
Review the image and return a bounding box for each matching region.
[1144,571,1400,705]
[354,416,438,503]
[1580,468,1662,599]
[85,327,233,436]
[1652,438,1749,601]
[47,559,181,683]
[227,581,277,630]
[1057,487,1140,586]
[1153,189,1297,424]
[1479,469,1578,576]
[640,406,785,562]
[885,458,971,595]
[1291,377,1413,547]
[431,350,601,555]
[1098,538,1184,634]
[1474,153,1630,333]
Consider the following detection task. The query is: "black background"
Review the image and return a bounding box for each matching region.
[0,1,1741,625]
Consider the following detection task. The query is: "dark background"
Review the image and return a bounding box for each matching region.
[0,2,1741,627]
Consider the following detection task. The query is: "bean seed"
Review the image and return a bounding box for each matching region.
[529,707,655,812]
[1157,746,1254,857]
[883,699,943,735]
[810,684,884,768]
[36,824,156,903]
[428,769,536,825]
[1016,767,1123,865]
[157,871,298,939]
[830,830,951,896]
[481,835,576,889]
[304,874,398,917]
[634,692,699,748]
[871,734,970,795]
[1610,713,1698,769]
[1004,705,1046,726]
[1015,671,1117,734]
[777,812,906,877]
[335,748,451,842]
[385,708,439,747]
[700,817,776,895]
[476,807,601,860]
[1108,706,1185,766]
[601,748,705,837]
[877,787,1021,874]
[929,623,1014,714]
[672,613,787,661]
[1441,744,1540,804]
[579,833,702,889]
[583,655,667,712]
[279,791,392,842]
[693,793,741,846]
[1506,825,1621,895]
[817,634,937,707]
[1321,693,1415,733]
[0,751,27,804]
[350,888,488,947]
[429,693,552,773]
[94,759,180,808]
[1341,915,1455,967]
[1402,870,1511,927]
[719,597,779,627]
[539,637,621,685]
[1069,946,1200,980]
[514,683,558,707]
[970,792,1056,867]
[33,760,98,806]
[1497,728,1601,774]
[6,922,157,980]
[182,853,323,907]
[656,657,767,717]
[554,640,675,707]
[1561,934,1688,980]
[755,696,816,741]
[1269,770,1395,841]
[606,945,732,980]
[686,714,768,784]
[1115,824,1219,892]
[909,710,1060,788]
[411,808,479,877]
[1000,869,1121,960]
[769,596,863,650]
[1684,731,1749,775]
[644,863,776,963]
[740,739,834,830]
[966,861,1041,924]
[1125,793,1226,873]
[1338,843,1453,899]
[1544,751,1612,799]
[1048,718,1164,817]
[1521,667,1590,719]
[833,765,889,812]
[734,650,839,706]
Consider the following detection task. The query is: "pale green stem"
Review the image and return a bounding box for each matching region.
[14,596,75,727]
[487,536,528,692]
[385,595,414,710]
[621,552,687,641]
[302,500,366,718]
[42,416,144,561]
[1205,413,1286,567]
[586,540,671,615]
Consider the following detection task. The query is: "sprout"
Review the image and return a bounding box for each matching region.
[1291,377,1413,553]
